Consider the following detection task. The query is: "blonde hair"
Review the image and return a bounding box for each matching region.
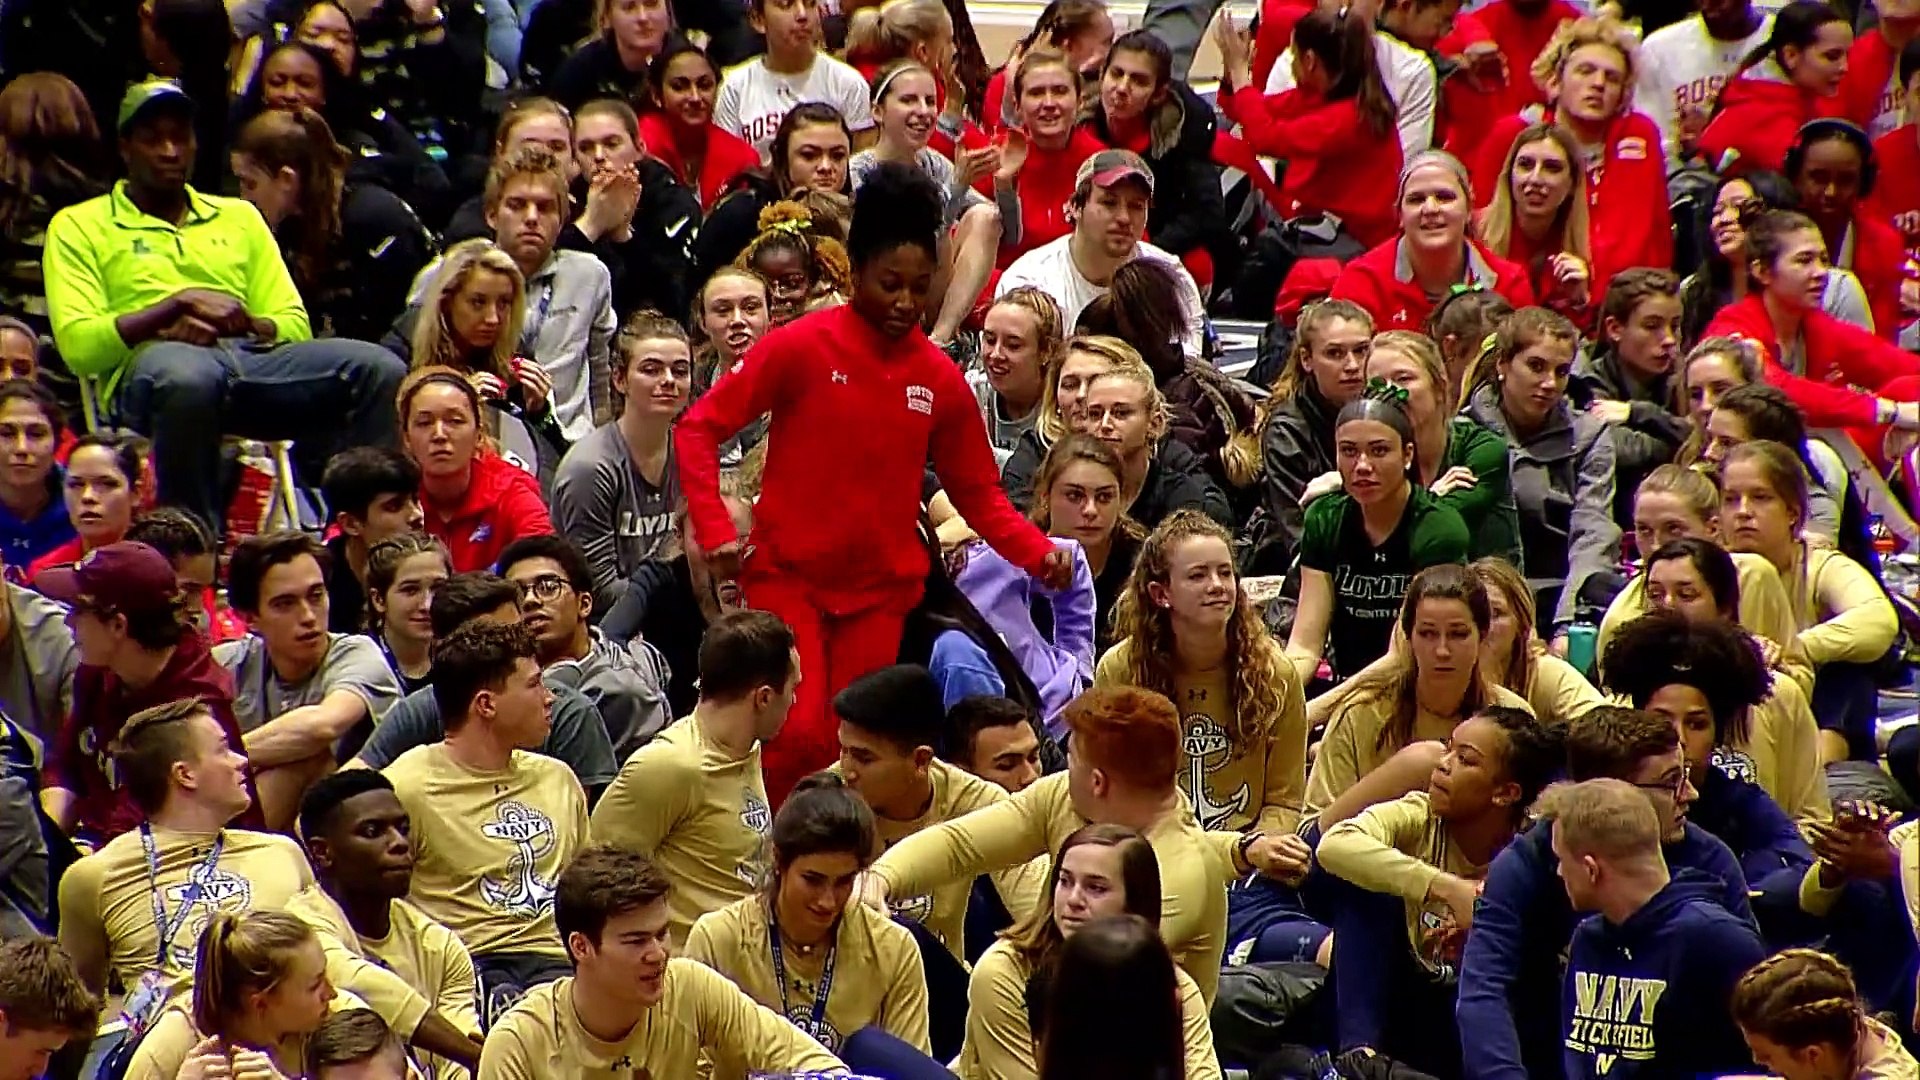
[1270,300,1373,401]
[1461,306,1581,408]
[1109,511,1291,758]
[1469,557,1537,699]
[1013,47,1078,97]
[1732,949,1868,1053]
[1480,125,1594,275]
[1635,464,1720,524]
[1037,334,1142,446]
[492,97,571,156]
[1535,777,1662,862]
[1083,353,1171,446]
[989,286,1068,371]
[688,266,770,386]
[1676,336,1763,466]
[1531,13,1639,98]
[192,911,320,1038]
[1370,330,1452,416]
[1028,434,1147,542]
[411,240,525,382]
[846,0,953,69]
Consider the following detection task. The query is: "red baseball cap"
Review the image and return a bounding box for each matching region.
[35,542,181,618]
[1074,149,1155,196]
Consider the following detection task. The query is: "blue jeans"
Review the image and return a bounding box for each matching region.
[112,339,407,536]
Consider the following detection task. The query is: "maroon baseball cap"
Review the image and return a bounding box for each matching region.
[35,541,181,617]
[1074,149,1155,196]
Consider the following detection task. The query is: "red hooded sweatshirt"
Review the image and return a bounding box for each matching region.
[676,306,1054,613]
[1329,237,1538,331]
[1869,124,1920,223]
[1698,62,1842,174]
[1836,29,1901,134]
[996,127,1110,268]
[637,113,761,212]
[1468,110,1672,290]
[1438,12,1505,160]
[1704,293,1920,427]
[45,630,262,842]
[1834,210,1911,340]
[1220,84,1401,248]
[422,451,554,573]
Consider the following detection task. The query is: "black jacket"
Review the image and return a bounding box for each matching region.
[1082,83,1227,265]
[1256,382,1339,566]
[693,177,776,288]
[292,181,436,343]
[546,35,651,112]
[1567,344,1689,526]
[1001,432,1232,532]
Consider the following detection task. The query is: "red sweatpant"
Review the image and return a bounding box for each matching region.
[745,570,915,807]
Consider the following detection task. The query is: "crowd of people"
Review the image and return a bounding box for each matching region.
[1,0,1920,1076]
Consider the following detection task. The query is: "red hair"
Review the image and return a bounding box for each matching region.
[1064,687,1179,791]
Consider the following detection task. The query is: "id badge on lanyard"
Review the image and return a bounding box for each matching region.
[122,825,224,1036]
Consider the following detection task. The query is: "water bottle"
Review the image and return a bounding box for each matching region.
[1565,622,1599,677]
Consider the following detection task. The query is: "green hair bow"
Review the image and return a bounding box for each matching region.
[1364,376,1410,406]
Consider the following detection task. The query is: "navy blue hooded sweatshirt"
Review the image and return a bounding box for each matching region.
[1688,764,1813,940]
[1561,871,1767,1080]
[1457,820,1753,1080]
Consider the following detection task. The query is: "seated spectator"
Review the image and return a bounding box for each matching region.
[25,433,142,585]
[0,937,100,1079]
[1316,705,1562,1078]
[713,0,873,161]
[992,49,1112,270]
[230,108,434,345]
[1568,269,1688,522]
[567,99,702,325]
[36,541,260,841]
[499,535,671,762]
[1462,307,1622,642]
[735,198,854,326]
[1071,351,1231,531]
[547,0,673,112]
[125,507,246,645]
[979,0,1113,137]
[291,771,484,1074]
[216,532,403,827]
[1024,436,1142,661]
[950,529,1093,732]
[1257,0,1440,163]
[843,0,981,161]
[690,268,773,410]
[1034,913,1194,1078]
[1468,557,1606,727]
[1786,119,1907,340]
[551,312,688,612]
[639,42,763,212]
[55,697,305,1006]
[43,80,407,537]
[971,289,1062,467]
[1699,1,1854,175]
[0,547,76,756]
[1287,394,1471,684]
[1867,42,1920,238]
[0,382,73,572]
[989,328,1130,512]
[1682,172,1876,347]
[1255,301,1374,568]
[308,1009,413,1080]
[1672,336,1764,466]
[1456,707,1755,1080]
[1631,0,1770,174]
[685,772,931,1064]
[231,39,451,227]
[693,102,853,288]
[0,319,37,380]
[348,572,617,797]
[397,368,554,574]
[1330,151,1536,332]
[318,447,425,635]
[1704,383,1853,547]
[1098,510,1306,833]
[1733,949,1920,1080]
[363,532,449,696]
[1426,287,1514,409]
[998,150,1204,353]
[900,532,1053,726]
[0,74,110,345]
[1476,124,1598,323]
[956,824,1216,1080]
[947,695,1044,795]
[381,620,589,1022]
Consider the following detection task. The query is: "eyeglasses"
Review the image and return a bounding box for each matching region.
[1632,760,1692,797]
[515,575,569,602]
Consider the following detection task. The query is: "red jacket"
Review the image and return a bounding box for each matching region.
[1839,210,1910,340]
[1469,110,1672,291]
[1704,293,1920,427]
[1469,0,1582,117]
[1329,238,1538,331]
[997,127,1110,268]
[1698,66,1836,174]
[1494,223,1594,328]
[44,630,262,842]
[1251,0,1316,89]
[1869,125,1920,224]
[1221,84,1400,248]
[676,306,1054,612]
[1836,29,1900,133]
[422,451,554,573]
[637,113,761,213]
[983,68,1011,138]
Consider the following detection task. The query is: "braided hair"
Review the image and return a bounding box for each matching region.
[1732,949,1866,1054]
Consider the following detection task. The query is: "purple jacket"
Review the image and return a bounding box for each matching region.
[953,537,1095,731]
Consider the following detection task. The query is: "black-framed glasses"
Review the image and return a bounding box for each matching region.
[515,575,569,602]
[1632,760,1692,797]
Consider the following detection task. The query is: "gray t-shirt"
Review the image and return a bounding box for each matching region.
[965,368,1037,470]
[0,583,76,758]
[542,630,673,764]
[550,424,679,611]
[214,633,404,734]
[352,677,619,791]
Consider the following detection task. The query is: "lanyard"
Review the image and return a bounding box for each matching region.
[768,915,836,1036]
[520,279,556,356]
[141,824,225,968]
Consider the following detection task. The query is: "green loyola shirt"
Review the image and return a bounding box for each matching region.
[1301,483,1469,679]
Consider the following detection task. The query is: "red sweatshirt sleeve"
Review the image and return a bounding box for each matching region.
[1225,86,1346,160]
[1818,310,1920,391]
[1703,308,1881,427]
[927,361,1054,575]
[501,470,555,542]
[675,330,794,553]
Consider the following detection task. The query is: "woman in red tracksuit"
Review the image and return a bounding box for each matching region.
[1704,208,1920,456]
[676,163,1072,805]
[1785,118,1908,339]
[1330,150,1537,332]
[1469,13,1672,294]
[1214,5,1402,248]
[1698,0,1854,174]
[639,41,761,211]
[995,48,1110,268]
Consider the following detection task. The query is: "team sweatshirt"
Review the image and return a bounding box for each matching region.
[1329,237,1538,332]
[1702,293,1920,428]
[676,306,1055,612]
[1836,29,1905,139]
[420,451,554,574]
[1561,874,1766,1080]
[1457,819,1753,1080]
[1697,60,1841,174]
[635,113,762,212]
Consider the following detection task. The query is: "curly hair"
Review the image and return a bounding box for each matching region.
[1530,12,1639,97]
[737,199,853,299]
[1732,948,1867,1053]
[1107,510,1294,759]
[1598,607,1772,747]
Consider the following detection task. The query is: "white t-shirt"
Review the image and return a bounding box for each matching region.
[713,53,875,162]
[998,236,1207,357]
[1634,14,1775,174]
[1265,32,1435,160]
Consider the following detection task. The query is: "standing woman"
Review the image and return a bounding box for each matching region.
[1255,300,1376,570]
[1720,439,1898,764]
[1331,151,1537,333]
[0,74,107,347]
[363,532,450,695]
[1028,434,1143,660]
[958,824,1219,1080]
[1462,307,1622,646]
[547,0,673,111]
[676,162,1072,804]
[685,772,931,1069]
[1698,0,1854,175]
[1098,510,1308,834]
[640,41,762,212]
[398,367,554,574]
[1287,391,1471,685]
[1476,124,1596,324]
[972,288,1063,464]
[996,49,1112,267]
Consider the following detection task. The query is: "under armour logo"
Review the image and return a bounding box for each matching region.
[1375,552,1388,562]
[612,1057,631,1070]
[831,370,848,384]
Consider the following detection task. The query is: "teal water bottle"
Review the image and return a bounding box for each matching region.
[1566,622,1598,677]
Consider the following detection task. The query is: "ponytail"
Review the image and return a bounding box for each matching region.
[191,911,317,1038]
[232,106,349,291]
[845,0,953,69]
[1734,0,1846,78]
[1295,7,1395,139]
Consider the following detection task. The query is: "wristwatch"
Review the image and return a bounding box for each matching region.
[1236,830,1266,869]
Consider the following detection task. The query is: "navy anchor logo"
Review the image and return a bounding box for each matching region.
[1182,718,1249,830]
